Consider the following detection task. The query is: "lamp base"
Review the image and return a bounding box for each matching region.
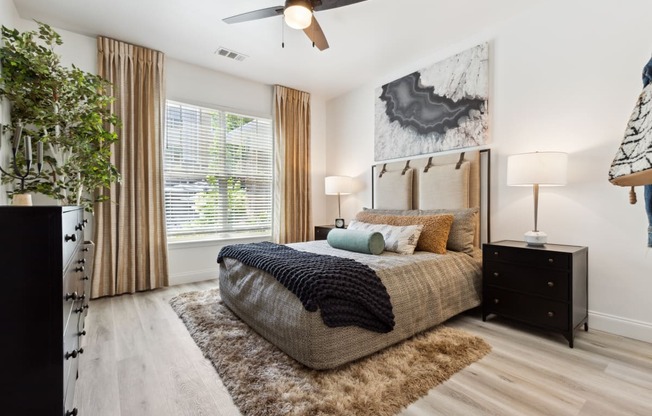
[524,230,547,246]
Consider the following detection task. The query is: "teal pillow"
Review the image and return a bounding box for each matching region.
[326,228,385,255]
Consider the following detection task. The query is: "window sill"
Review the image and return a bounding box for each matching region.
[167,235,271,250]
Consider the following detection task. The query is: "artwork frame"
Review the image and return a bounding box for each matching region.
[374,43,489,161]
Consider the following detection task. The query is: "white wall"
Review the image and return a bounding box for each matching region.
[324,0,652,343]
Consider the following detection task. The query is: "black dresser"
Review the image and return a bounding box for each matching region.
[482,240,588,347]
[0,206,91,415]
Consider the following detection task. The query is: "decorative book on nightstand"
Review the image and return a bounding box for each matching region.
[482,240,588,348]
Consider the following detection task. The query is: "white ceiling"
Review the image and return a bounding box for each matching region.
[13,0,544,100]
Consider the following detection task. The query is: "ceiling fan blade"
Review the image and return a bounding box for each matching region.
[313,0,368,12]
[223,6,284,24]
[303,15,329,51]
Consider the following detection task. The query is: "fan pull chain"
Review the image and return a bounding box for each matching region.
[281,17,285,48]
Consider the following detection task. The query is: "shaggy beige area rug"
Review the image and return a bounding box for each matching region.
[170,288,491,416]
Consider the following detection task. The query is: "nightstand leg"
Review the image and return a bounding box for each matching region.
[584,322,589,331]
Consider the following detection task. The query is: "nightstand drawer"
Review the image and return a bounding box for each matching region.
[315,225,337,240]
[485,287,569,330]
[484,261,569,300]
[484,245,570,270]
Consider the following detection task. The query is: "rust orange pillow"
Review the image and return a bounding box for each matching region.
[355,212,454,254]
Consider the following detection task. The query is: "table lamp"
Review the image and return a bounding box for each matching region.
[325,176,353,228]
[507,152,568,246]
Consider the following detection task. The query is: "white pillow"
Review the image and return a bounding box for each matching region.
[348,220,423,255]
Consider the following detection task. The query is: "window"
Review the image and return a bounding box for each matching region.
[164,101,273,242]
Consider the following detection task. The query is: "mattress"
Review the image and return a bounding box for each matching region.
[219,240,482,369]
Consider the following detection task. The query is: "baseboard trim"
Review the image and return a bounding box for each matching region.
[589,310,652,344]
[169,268,217,286]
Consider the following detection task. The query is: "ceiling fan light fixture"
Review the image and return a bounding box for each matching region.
[284,1,312,30]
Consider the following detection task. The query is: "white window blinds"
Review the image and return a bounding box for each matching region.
[164,101,273,241]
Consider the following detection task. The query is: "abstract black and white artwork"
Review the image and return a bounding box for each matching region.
[374,43,489,161]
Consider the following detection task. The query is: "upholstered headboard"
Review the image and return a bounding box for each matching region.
[371,149,490,246]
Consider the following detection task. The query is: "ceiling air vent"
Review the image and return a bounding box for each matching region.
[215,47,248,62]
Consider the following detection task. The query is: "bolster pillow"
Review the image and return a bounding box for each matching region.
[326,228,385,255]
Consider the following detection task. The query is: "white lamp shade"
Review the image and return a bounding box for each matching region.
[284,3,312,29]
[507,152,568,186]
[325,176,353,195]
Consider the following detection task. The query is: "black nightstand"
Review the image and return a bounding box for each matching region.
[315,225,338,240]
[482,240,588,348]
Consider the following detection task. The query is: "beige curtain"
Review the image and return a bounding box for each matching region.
[92,37,169,298]
[273,85,312,243]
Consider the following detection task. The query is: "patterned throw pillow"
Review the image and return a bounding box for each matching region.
[354,212,453,254]
[348,220,423,255]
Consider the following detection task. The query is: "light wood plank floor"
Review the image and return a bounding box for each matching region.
[75,280,652,415]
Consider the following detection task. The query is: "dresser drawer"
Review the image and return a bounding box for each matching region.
[485,287,569,330]
[484,245,570,270]
[62,209,84,269]
[63,312,81,416]
[484,261,569,300]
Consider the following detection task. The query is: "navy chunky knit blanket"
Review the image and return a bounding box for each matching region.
[217,241,395,333]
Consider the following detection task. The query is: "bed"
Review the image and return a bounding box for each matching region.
[219,149,490,369]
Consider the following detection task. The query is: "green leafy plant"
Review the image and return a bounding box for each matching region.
[0,22,119,211]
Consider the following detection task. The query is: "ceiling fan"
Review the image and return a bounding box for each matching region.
[222,0,369,51]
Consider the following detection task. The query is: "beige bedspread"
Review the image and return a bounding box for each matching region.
[219,240,482,369]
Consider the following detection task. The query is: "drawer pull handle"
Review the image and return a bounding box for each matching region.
[82,276,90,281]
[82,247,90,252]
[65,234,77,242]
[493,298,500,304]
[493,272,500,277]
[65,408,78,416]
[75,223,83,231]
[548,258,554,263]
[547,311,555,318]
[78,258,87,264]
[65,292,78,301]
[74,304,90,313]
[547,281,554,287]
[64,348,84,360]
[75,266,85,273]
[493,251,499,256]
[78,330,87,337]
